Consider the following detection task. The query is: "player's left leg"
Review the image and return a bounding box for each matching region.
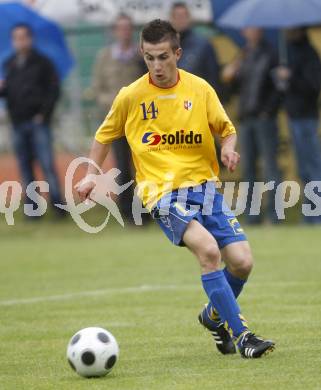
[221,240,275,358]
[183,220,252,355]
[198,189,274,357]
[205,240,252,308]
[221,240,253,280]
[199,241,274,357]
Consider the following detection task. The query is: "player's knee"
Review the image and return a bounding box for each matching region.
[199,243,221,270]
[230,250,253,278]
[239,257,253,277]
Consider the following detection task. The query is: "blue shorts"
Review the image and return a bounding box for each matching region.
[151,182,247,249]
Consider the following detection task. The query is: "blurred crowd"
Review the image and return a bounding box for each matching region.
[0,1,320,224]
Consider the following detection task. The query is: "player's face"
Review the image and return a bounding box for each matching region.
[141,40,182,88]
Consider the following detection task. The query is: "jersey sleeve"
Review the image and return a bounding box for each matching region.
[206,84,236,138]
[95,87,129,144]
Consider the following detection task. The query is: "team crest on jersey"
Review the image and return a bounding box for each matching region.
[184,100,193,111]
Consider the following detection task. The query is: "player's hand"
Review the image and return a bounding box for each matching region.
[75,174,97,203]
[221,149,240,172]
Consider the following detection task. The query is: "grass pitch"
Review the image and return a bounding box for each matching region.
[0,217,321,390]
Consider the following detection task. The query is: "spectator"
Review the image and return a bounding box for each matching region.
[91,14,143,223]
[222,28,281,224]
[170,2,221,92]
[275,27,321,224]
[170,2,223,165]
[0,24,65,219]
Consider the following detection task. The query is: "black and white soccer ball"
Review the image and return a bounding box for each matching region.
[67,327,119,377]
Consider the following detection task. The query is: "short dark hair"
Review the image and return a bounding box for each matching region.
[11,23,33,37]
[140,19,180,51]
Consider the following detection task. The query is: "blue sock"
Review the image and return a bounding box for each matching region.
[201,270,248,338]
[223,267,246,298]
[205,267,247,323]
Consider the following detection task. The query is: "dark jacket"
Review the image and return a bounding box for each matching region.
[237,40,279,120]
[0,49,60,125]
[283,37,321,118]
[178,29,221,93]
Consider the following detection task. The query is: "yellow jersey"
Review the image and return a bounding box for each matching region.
[95,69,236,208]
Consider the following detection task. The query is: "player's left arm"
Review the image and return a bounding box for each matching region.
[206,84,240,172]
[220,134,240,172]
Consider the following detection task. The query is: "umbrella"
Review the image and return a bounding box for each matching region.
[0,2,74,80]
[210,0,278,48]
[217,0,321,63]
[217,0,321,28]
[211,0,246,45]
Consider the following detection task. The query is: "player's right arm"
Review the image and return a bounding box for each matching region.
[76,87,128,202]
[76,140,111,202]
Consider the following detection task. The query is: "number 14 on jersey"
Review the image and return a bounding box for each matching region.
[140,101,159,120]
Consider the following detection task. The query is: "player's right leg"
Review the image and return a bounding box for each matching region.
[198,303,236,355]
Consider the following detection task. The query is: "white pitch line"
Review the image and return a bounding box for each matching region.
[0,280,316,307]
[0,284,200,306]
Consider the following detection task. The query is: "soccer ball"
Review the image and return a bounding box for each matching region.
[66,327,119,377]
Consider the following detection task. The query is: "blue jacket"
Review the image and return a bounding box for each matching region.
[178,29,220,93]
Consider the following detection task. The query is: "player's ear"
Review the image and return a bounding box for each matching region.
[175,47,182,61]
[140,40,145,57]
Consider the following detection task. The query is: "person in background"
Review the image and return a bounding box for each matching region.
[0,24,65,219]
[170,1,221,93]
[222,28,281,224]
[91,13,143,223]
[170,1,224,166]
[275,27,321,224]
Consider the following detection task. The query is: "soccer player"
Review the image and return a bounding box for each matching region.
[77,19,275,358]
